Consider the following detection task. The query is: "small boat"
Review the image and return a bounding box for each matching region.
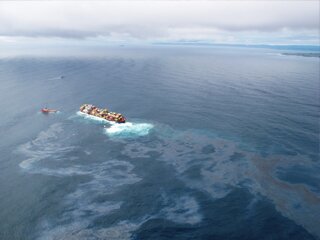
[80,104,126,123]
[41,108,58,113]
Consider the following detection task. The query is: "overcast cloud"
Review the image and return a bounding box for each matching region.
[0,1,319,44]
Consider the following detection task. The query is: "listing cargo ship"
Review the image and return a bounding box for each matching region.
[80,104,126,123]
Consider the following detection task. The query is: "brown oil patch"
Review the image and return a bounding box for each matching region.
[251,155,320,237]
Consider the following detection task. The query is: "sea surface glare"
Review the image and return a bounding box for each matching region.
[0,46,319,240]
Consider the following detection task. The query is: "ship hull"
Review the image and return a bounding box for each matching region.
[79,110,126,123]
[79,104,126,123]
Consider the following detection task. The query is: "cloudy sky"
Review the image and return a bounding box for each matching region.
[0,1,319,45]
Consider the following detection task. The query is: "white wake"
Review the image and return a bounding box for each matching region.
[77,111,153,138]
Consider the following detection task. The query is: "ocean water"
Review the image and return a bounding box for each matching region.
[0,46,319,240]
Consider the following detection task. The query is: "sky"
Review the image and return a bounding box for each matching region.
[0,1,319,46]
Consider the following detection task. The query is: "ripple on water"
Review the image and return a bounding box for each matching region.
[17,122,143,239]
[160,195,202,225]
[121,125,320,238]
[17,121,320,239]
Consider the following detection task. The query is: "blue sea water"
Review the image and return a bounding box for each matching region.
[0,45,319,240]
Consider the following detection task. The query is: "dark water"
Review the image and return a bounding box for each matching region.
[0,46,319,240]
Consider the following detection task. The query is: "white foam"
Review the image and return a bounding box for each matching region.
[76,111,153,138]
[105,122,153,138]
[76,111,110,124]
